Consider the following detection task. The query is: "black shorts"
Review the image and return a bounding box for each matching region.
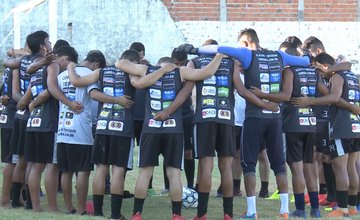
[25,132,57,164]
[134,120,143,146]
[92,134,134,169]
[241,118,285,175]
[139,133,183,169]
[9,118,27,156]
[183,116,194,151]
[235,126,242,150]
[57,143,93,172]
[194,122,235,158]
[328,138,360,159]
[285,132,314,163]
[1,128,13,163]
[315,122,330,154]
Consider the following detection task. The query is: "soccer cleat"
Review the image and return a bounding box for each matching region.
[223,214,233,220]
[310,208,321,218]
[266,189,280,200]
[241,212,258,219]
[160,189,169,196]
[326,209,349,217]
[85,200,94,215]
[318,194,327,203]
[319,199,331,206]
[258,189,269,198]
[172,214,186,220]
[131,212,142,220]
[290,209,306,218]
[357,204,360,212]
[193,214,207,220]
[147,188,157,197]
[304,193,310,204]
[348,208,358,216]
[279,212,289,219]
[290,195,295,203]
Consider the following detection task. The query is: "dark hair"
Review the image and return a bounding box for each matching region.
[302,36,324,51]
[85,50,106,68]
[120,50,140,64]
[171,49,187,62]
[53,39,70,51]
[26,30,49,53]
[157,57,175,65]
[279,41,298,56]
[55,46,78,63]
[129,42,145,54]
[238,28,259,43]
[202,39,218,46]
[284,36,302,48]
[314,52,335,65]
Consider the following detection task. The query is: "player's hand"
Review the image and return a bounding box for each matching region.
[28,101,35,113]
[350,104,360,116]
[250,86,265,98]
[263,101,279,112]
[69,101,84,114]
[44,52,58,64]
[67,62,76,70]
[1,95,9,106]
[153,109,171,121]
[115,95,134,109]
[176,44,199,55]
[214,53,228,59]
[291,93,310,107]
[16,98,28,110]
[162,63,177,72]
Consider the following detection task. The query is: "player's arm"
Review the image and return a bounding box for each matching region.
[16,85,32,110]
[316,62,352,74]
[27,52,57,74]
[67,62,100,87]
[180,53,226,81]
[292,74,343,106]
[250,67,293,102]
[129,64,177,89]
[115,59,148,77]
[279,50,311,67]
[28,90,51,112]
[11,69,22,102]
[89,88,134,109]
[153,81,195,121]
[3,57,21,69]
[233,71,279,112]
[7,48,30,57]
[46,63,84,114]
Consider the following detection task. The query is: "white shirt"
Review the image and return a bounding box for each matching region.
[234,73,246,126]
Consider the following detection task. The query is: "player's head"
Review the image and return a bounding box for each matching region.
[279,41,298,56]
[314,52,336,77]
[284,36,303,55]
[302,36,325,57]
[120,49,140,64]
[53,39,70,51]
[156,57,175,66]
[130,42,146,61]
[171,49,188,67]
[54,46,78,71]
[85,50,106,69]
[202,39,218,46]
[26,30,51,54]
[237,28,259,48]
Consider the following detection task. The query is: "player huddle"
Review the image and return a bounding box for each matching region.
[0,28,360,220]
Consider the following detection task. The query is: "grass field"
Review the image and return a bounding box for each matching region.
[0,145,340,220]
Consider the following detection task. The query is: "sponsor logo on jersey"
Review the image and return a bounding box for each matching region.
[112,111,125,120]
[150,100,161,110]
[300,77,308,83]
[163,119,176,127]
[299,107,310,115]
[202,86,216,96]
[260,73,269,83]
[218,87,229,97]
[259,62,269,71]
[162,101,172,109]
[66,112,74,119]
[148,119,162,128]
[268,61,281,72]
[96,120,107,130]
[114,88,124,97]
[309,117,317,125]
[352,123,360,133]
[349,90,355,100]
[202,98,215,107]
[103,103,113,109]
[300,86,309,95]
[64,119,73,128]
[299,117,310,126]
[204,76,216,85]
[163,79,175,89]
[308,86,316,96]
[261,84,269,93]
[108,121,123,131]
[154,80,162,88]
[163,90,175,100]
[270,84,279,93]
[16,109,26,115]
[104,87,114,96]
[100,110,110,118]
[31,118,41,127]
[202,108,216,118]
[0,114,7,123]
[270,73,280,82]
[218,98,230,108]
[218,109,231,120]
[31,86,37,96]
[149,89,161,99]
[216,76,228,86]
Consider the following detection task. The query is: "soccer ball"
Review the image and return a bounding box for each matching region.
[182,187,198,208]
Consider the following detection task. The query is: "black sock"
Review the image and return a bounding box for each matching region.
[184,159,195,188]
[294,193,305,211]
[163,165,169,190]
[111,194,123,219]
[357,193,360,206]
[172,201,182,215]
[309,191,319,209]
[11,182,23,207]
[197,192,210,217]
[323,163,336,202]
[93,194,104,216]
[148,177,153,189]
[336,191,348,209]
[319,184,327,195]
[233,179,240,191]
[260,181,269,192]
[25,184,32,210]
[133,197,145,214]
[348,194,357,207]
[223,197,233,217]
